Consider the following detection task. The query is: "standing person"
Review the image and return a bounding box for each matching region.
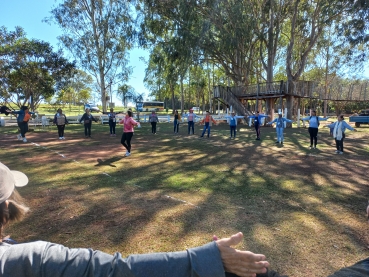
[108,108,117,137]
[248,111,269,140]
[149,111,159,134]
[119,110,139,157]
[173,110,181,134]
[185,109,199,135]
[200,111,217,138]
[301,110,329,149]
[11,106,34,143]
[79,108,98,138]
[225,112,245,139]
[326,115,357,154]
[267,113,293,144]
[53,108,68,140]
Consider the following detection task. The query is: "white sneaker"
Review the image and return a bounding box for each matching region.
[335,150,339,154]
[23,138,27,143]
[62,137,65,140]
[338,151,343,154]
[17,134,22,140]
[125,152,131,157]
[59,137,63,140]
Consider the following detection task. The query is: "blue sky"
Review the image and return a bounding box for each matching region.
[0,0,150,104]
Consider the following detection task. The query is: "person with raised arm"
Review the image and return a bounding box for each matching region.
[325,115,357,154]
[266,112,293,145]
[225,112,246,139]
[248,111,269,141]
[301,110,329,149]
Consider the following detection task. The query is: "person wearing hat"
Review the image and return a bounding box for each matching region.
[325,115,357,154]
[0,161,270,277]
[247,111,269,140]
[266,113,294,145]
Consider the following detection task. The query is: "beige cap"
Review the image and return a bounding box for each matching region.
[0,162,28,203]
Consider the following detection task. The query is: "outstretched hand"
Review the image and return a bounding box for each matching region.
[214,232,269,277]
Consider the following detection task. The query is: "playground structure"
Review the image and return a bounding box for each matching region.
[213,80,369,123]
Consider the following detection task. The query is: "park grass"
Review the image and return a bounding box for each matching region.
[0,121,369,277]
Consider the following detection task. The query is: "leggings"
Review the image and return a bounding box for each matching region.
[254,123,260,138]
[109,120,116,134]
[335,133,345,152]
[308,127,318,146]
[18,122,28,138]
[151,122,157,133]
[230,126,236,137]
[84,123,92,137]
[188,121,195,134]
[57,125,65,137]
[121,132,134,153]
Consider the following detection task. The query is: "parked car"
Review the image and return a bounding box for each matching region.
[192,107,200,113]
[84,103,100,113]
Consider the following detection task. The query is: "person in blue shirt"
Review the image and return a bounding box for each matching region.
[301,111,329,149]
[248,111,269,140]
[267,113,293,144]
[325,115,357,154]
[11,106,35,143]
[225,112,245,139]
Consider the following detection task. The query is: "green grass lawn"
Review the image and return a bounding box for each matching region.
[0,121,368,277]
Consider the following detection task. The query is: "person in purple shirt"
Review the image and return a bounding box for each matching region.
[0,162,269,277]
[301,110,329,149]
[325,115,357,154]
[248,111,269,140]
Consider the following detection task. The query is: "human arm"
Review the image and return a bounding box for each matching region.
[325,122,335,129]
[212,117,217,124]
[317,116,329,121]
[65,116,68,125]
[79,114,85,123]
[53,114,57,124]
[301,117,310,121]
[283,118,293,123]
[267,119,277,125]
[342,121,356,132]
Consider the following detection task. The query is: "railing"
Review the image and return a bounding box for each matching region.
[213,86,252,116]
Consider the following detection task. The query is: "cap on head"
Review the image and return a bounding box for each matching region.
[0,163,28,203]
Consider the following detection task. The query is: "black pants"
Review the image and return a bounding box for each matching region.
[121,132,133,153]
[188,121,194,134]
[308,127,318,146]
[57,125,65,137]
[18,122,28,138]
[174,120,179,133]
[151,122,157,133]
[335,133,345,152]
[109,120,116,134]
[254,123,260,138]
[84,123,92,137]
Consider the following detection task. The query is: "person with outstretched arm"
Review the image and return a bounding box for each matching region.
[225,112,245,139]
[0,162,269,277]
[301,110,328,149]
[248,111,269,140]
[266,113,293,145]
[325,115,357,154]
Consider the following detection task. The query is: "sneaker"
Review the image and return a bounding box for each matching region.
[125,152,131,157]
[110,134,113,137]
[17,134,22,140]
[23,138,27,143]
[59,137,63,140]
[309,146,313,149]
[335,150,339,154]
[280,141,283,144]
[339,151,343,154]
[62,137,65,140]
[314,146,317,149]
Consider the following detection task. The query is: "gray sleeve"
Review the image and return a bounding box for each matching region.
[0,241,225,277]
[328,257,369,277]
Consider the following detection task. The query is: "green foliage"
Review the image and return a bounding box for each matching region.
[0,26,75,110]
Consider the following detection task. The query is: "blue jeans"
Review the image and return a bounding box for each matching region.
[230,126,236,137]
[276,127,284,142]
[188,121,194,134]
[109,120,116,134]
[201,122,211,137]
[174,120,179,133]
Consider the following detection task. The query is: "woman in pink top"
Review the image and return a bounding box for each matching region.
[119,110,139,157]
